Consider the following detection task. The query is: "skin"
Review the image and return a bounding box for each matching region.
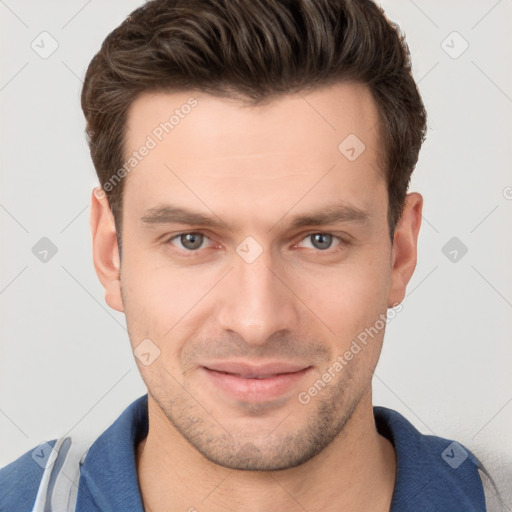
[90,82,422,512]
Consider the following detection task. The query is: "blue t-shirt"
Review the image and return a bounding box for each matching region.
[0,394,486,511]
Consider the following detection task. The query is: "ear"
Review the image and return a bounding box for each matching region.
[90,187,124,312]
[387,192,423,307]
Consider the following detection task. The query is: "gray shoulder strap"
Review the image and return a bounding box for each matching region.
[477,466,507,512]
[31,435,94,512]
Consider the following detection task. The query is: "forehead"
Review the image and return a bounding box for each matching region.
[122,83,386,228]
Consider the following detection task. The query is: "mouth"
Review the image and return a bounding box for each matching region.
[200,361,312,402]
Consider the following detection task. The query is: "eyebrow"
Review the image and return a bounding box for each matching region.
[139,203,370,230]
[286,203,369,229]
[140,207,228,229]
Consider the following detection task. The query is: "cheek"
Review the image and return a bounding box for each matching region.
[293,253,391,338]
[120,245,218,348]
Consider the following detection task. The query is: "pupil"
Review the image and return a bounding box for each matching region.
[182,233,203,250]
[312,233,332,250]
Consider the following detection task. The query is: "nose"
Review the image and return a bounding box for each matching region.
[216,247,300,346]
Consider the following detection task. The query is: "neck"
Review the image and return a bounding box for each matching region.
[136,389,396,512]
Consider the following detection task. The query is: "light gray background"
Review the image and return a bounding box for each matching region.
[1,0,511,504]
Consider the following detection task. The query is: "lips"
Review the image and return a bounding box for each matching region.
[200,361,312,402]
[203,361,310,378]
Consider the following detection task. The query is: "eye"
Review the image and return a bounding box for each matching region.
[168,232,209,251]
[298,233,341,251]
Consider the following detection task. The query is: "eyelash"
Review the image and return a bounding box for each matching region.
[164,231,347,256]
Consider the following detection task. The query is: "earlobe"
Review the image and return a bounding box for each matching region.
[387,192,423,307]
[90,187,124,312]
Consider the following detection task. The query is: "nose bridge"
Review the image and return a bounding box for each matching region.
[217,246,298,344]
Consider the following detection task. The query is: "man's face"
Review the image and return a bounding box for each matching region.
[99,83,415,470]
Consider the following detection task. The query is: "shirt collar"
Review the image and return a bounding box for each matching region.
[374,406,485,511]
[77,395,148,511]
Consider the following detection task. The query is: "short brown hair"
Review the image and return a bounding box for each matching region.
[81,0,426,245]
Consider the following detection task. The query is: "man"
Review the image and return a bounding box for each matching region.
[0,0,496,510]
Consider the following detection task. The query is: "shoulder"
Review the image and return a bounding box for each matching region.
[0,440,57,512]
[374,406,487,511]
